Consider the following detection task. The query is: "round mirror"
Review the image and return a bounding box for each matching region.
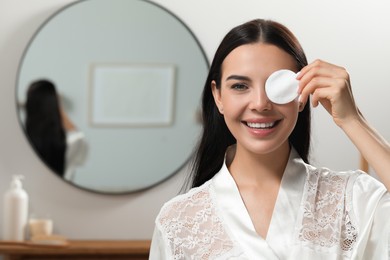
[16,0,208,194]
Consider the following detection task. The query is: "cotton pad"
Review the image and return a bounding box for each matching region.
[265,69,299,104]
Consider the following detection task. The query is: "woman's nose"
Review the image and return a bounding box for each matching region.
[248,87,272,111]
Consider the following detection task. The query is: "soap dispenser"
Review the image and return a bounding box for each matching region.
[3,175,29,241]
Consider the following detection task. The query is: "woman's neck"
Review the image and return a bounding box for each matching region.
[228,143,290,187]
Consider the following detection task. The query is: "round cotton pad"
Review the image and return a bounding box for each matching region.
[265,69,299,104]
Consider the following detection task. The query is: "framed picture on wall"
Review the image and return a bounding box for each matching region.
[89,63,176,127]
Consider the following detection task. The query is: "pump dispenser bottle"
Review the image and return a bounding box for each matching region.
[3,175,29,241]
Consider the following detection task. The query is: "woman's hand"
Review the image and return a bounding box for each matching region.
[296,59,360,127]
[298,60,390,191]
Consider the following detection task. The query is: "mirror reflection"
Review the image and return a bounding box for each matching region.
[25,79,88,180]
[17,0,209,194]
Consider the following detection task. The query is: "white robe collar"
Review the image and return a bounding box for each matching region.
[212,146,307,259]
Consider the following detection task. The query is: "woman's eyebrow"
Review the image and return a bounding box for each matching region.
[225,75,251,82]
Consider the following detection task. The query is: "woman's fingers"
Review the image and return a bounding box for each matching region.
[298,60,349,87]
[297,59,357,125]
[297,59,347,105]
[297,59,348,81]
[302,77,343,105]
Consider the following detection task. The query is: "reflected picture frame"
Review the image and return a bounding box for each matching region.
[89,63,176,127]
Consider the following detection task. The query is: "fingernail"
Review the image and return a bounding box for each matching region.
[298,102,304,110]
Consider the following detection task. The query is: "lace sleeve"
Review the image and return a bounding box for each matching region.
[154,183,237,260]
[297,167,360,256]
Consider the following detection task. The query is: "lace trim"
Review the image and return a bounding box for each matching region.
[157,182,235,259]
[298,167,359,253]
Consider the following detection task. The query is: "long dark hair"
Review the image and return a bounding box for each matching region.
[190,19,311,188]
[25,79,66,177]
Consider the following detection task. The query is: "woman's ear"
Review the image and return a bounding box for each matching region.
[211,80,223,114]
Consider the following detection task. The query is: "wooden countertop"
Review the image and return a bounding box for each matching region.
[0,240,151,255]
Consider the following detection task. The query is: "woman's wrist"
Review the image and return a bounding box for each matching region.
[337,111,364,131]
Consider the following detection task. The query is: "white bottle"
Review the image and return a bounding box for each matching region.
[3,175,29,241]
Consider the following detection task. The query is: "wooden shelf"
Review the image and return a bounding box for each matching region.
[0,240,150,260]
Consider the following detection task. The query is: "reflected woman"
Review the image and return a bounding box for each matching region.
[25,79,66,177]
[25,79,88,180]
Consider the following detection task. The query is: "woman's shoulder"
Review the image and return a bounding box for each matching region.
[304,163,387,195]
[154,179,214,228]
[152,178,244,259]
[304,163,363,183]
[66,130,86,143]
[298,164,388,254]
[305,162,358,174]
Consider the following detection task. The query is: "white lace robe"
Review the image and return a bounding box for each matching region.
[150,148,390,259]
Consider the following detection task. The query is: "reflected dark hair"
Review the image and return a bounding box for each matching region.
[25,79,66,177]
[189,19,311,188]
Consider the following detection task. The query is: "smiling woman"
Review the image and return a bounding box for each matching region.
[149,19,390,259]
[16,0,209,194]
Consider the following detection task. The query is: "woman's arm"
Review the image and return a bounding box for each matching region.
[340,112,390,190]
[297,59,390,191]
[60,106,76,131]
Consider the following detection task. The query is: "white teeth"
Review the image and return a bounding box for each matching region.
[247,122,275,129]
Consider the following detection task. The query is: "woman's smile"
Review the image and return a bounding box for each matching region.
[243,119,282,137]
[244,120,281,129]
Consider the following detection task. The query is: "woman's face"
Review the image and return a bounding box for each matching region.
[212,43,300,156]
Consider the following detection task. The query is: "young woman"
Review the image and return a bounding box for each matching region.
[149,19,390,259]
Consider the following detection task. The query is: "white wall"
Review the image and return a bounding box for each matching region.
[0,0,389,239]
